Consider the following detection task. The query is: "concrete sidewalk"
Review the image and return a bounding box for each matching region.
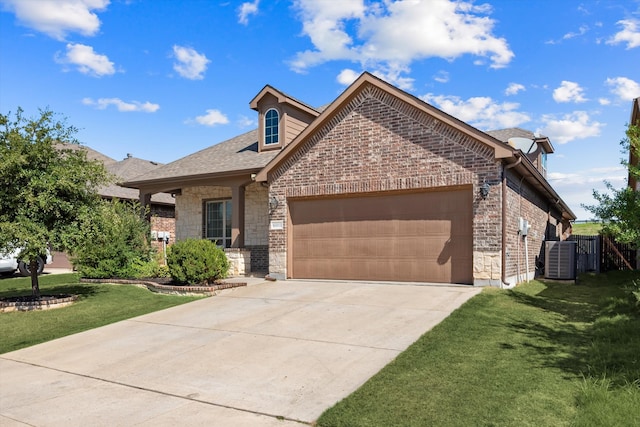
[1,280,481,426]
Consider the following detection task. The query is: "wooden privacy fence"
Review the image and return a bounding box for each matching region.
[568,234,638,273]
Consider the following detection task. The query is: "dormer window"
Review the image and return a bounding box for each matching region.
[265,108,279,145]
[541,148,547,176]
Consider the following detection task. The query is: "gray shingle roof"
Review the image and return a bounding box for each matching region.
[56,143,173,205]
[56,143,117,164]
[485,127,538,143]
[124,129,279,185]
[103,157,174,204]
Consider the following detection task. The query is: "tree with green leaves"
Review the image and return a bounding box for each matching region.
[0,108,110,297]
[70,199,157,279]
[583,123,640,250]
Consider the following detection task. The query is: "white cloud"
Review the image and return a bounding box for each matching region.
[238,0,259,25]
[172,45,210,80]
[546,24,589,45]
[563,24,589,40]
[56,43,115,76]
[188,109,229,127]
[598,98,611,106]
[237,115,256,128]
[433,70,450,83]
[553,81,587,103]
[370,64,415,90]
[537,111,603,144]
[82,97,159,112]
[290,0,513,84]
[505,82,525,96]
[421,93,530,130]
[337,68,360,85]
[1,0,109,40]
[547,166,626,220]
[548,167,625,185]
[605,76,640,102]
[607,19,640,49]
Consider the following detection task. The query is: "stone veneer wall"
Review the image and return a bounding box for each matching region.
[224,248,251,276]
[175,183,267,245]
[244,183,269,246]
[175,186,231,240]
[174,182,269,274]
[266,83,503,284]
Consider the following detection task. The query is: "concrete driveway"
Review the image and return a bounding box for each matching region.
[1,279,481,426]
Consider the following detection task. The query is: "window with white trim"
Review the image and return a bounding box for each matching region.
[264,108,279,145]
[204,199,232,248]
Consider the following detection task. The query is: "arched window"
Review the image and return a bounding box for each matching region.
[264,108,279,145]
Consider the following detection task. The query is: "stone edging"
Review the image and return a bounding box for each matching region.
[0,295,79,313]
[80,278,247,296]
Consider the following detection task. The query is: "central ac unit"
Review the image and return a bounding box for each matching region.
[545,241,577,280]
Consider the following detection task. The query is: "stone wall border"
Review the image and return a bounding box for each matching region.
[1,294,78,313]
[80,278,247,296]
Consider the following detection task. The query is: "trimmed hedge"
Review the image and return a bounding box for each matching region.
[167,239,229,285]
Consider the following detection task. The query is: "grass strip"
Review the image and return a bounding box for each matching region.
[0,273,201,354]
[317,271,640,427]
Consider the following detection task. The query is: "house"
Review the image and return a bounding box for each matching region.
[102,153,176,246]
[124,72,575,285]
[52,145,176,266]
[630,97,639,192]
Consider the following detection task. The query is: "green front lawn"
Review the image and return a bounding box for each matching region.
[318,271,640,427]
[0,274,201,354]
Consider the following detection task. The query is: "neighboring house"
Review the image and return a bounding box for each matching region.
[124,72,575,285]
[102,153,176,245]
[56,145,176,260]
[630,97,639,192]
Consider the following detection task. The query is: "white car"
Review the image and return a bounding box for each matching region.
[0,249,53,277]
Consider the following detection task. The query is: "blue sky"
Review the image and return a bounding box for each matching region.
[1,0,638,220]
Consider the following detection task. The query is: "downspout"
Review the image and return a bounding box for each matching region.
[501,154,522,289]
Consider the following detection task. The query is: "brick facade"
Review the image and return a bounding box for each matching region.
[267,83,503,283]
[504,169,564,284]
[150,204,175,259]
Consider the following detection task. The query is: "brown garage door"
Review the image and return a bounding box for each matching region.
[289,188,473,284]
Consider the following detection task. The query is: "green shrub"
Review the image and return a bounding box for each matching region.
[69,199,155,279]
[154,264,171,278]
[167,239,229,285]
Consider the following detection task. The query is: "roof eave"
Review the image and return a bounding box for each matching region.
[123,167,262,193]
[508,152,576,221]
[535,137,554,154]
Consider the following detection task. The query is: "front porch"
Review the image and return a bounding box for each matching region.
[140,181,270,277]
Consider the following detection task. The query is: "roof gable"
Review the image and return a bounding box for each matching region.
[256,72,513,182]
[486,127,554,154]
[250,85,319,117]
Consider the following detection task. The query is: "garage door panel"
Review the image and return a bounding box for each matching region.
[290,189,473,284]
